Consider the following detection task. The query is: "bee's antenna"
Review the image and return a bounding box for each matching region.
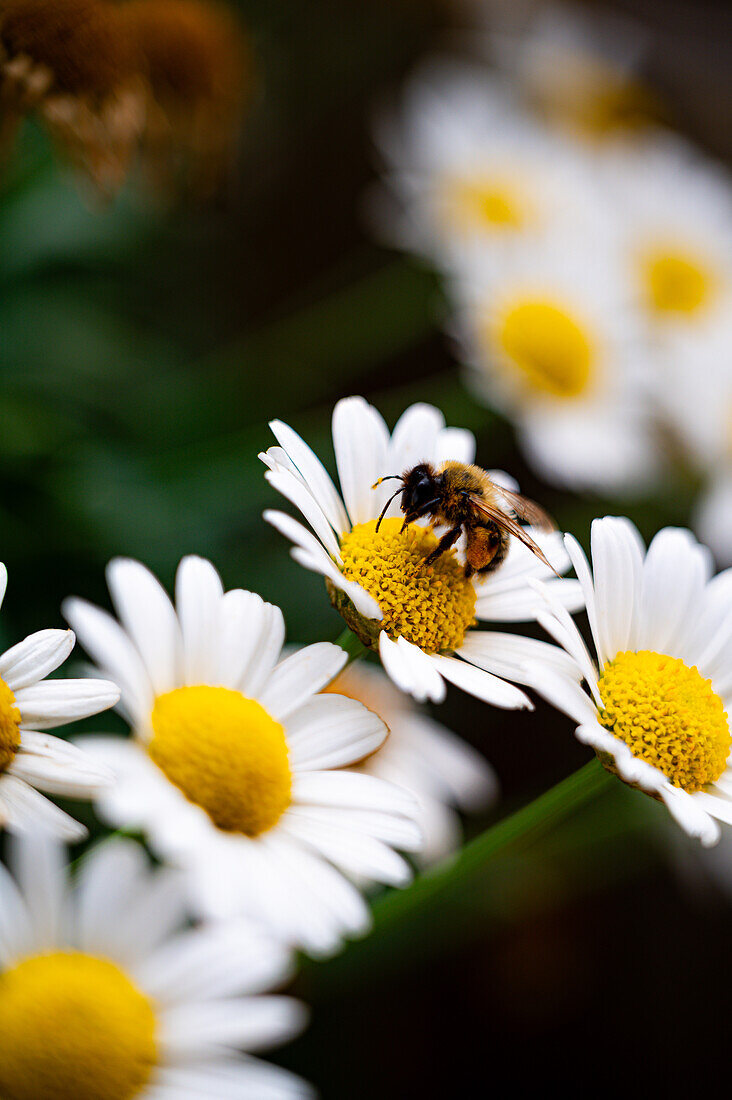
[371,475,403,489]
[374,486,404,533]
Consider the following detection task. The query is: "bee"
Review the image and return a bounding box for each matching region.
[373,461,557,578]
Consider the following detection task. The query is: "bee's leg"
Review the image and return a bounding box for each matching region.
[420,525,462,568]
[399,499,442,533]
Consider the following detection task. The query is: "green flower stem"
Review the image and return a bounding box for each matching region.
[301,758,615,989]
[334,628,368,665]
[371,758,613,927]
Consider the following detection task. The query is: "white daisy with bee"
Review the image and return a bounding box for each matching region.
[370,55,607,272]
[261,397,581,708]
[0,563,118,840]
[63,556,421,957]
[449,247,657,492]
[324,660,498,866]
[528,516,732,846]
[0,832,312,1100]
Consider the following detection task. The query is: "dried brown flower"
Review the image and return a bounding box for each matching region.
[0,0,145,194]
[121,0,253,198]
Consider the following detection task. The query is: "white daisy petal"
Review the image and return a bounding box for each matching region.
[0,859,31,966]
[282,813,413,887]
[333,397,389,525]
[136,923,294,1003]
[62,598,153,725]
[388,402,444,470]
[14,678,120,730]
[107,558,181,695]
[268,418,349,534]
[175,556,225,684]
[264,466,342,561]
[286,695,387,770]
[638,528,711,655]
[161,996,308,1059]
[530,669,597,726]
[260,643,347,720]
[0,564,7,611]
[563,532,605,664]
[10,745,112,797]
[378,633,445,704]
[9,831,67,952]
[663,788,720,847]
[0,630,75,692]
[236,601,285,699]
[431,653,533,709]
[216,589,274,691]
[435,427,476,465]
[456,629,581,686]
[0,775,86,840]
[292,769,417,817]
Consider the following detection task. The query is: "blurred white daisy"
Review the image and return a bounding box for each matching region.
[324,660,498,866]
[261,397,581,708]
[653,320,732,566]
[0,564,117,841]
[0,832,312,1100]
[599,137,732,340]
[529,516,732,847]
[696,469,732,569]
[450,249,657,492]
[64,557,421,957]
[473,0,656,141]
[370,56,606,272]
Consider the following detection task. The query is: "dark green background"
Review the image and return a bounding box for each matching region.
[1,1,730,1094]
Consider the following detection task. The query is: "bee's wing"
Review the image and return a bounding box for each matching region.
[487,482,557,533]
[467,493,560,576]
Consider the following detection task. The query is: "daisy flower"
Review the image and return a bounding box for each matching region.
[598,136,732,341]
[474,0,657,140]
[0,563,118,840]
[529,515,732,847]
[450,247,657,492]
[0,832,312,1099]
[695,468,732,569]
[261,397,582,707]
[63,556,421,957]
[370,56,606,272]
[323,660,498,866]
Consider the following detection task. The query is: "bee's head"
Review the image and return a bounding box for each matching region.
[400,464,439,520]
[373,463,440,531]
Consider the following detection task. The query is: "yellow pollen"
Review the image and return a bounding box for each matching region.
[642,248,715,316]
[0,951,157,1100]
[496,298,594,399]
[597,650,730,793]
[338,518,476,654]
[449,177,526,230]
[0,676,21,772]
[149,685,291,836]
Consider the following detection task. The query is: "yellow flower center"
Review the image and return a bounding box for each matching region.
[149,685,291,836]
[449,177,526,230]
[338,518,476,654]
[597,650,730,793]
[495,298,594,399]
[0,676,21,772]
[642,247,715,316]
[0,951,157,1100]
